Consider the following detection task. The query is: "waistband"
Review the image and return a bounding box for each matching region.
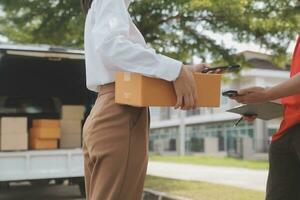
[98,82,115,95]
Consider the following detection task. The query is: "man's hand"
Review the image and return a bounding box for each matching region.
[190,63,210,73]
[173,65,198,110]
[188,63,223,74]
[230,87,271,104]
[173,63,219,110]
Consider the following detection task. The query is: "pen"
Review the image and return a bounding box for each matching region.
[234,117,243,127]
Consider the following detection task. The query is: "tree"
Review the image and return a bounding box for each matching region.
[0,0,84,47]
[0,0,299,65]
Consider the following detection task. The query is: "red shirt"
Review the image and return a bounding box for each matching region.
[273,36,300,141]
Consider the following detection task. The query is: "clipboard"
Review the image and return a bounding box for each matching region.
[226,102,284,120]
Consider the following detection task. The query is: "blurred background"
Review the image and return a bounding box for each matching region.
[0,0,299,200]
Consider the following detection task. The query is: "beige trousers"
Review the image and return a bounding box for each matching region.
[82,83,149,200]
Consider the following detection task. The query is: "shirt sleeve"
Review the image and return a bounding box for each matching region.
[91,0,182,81]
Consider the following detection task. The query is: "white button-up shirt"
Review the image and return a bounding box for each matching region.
[84,0,182,92]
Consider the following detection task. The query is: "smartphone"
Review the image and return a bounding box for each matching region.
[222,90,240,97]
[202,65,241,74]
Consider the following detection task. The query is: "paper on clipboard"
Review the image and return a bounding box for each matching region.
[226,102,284,120]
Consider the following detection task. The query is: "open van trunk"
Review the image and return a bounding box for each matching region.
[0,44,96,118]
[0,44,96,196]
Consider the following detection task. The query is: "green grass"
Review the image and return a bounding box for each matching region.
[145,176,265,200]
[149,155,269,170]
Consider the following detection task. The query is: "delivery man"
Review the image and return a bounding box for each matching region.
[231,33,300,199]
[80,0,213,199]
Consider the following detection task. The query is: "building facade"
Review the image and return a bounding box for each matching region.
[149,51,290,158]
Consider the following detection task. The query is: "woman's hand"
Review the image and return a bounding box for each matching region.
[173,65,198,110]
[230,87,271,104]
[243,115,257,122]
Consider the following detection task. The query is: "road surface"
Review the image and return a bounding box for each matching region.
[147,161,268,191]
[0,161,268,199]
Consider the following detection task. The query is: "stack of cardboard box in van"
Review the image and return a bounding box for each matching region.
[0,117,28,151]
[30,119,61,149]
[60,105,85,149]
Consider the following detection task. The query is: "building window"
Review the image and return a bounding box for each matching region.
[149,127,179,152]
[266,128,277,148]
[160,108,171,120]
[268,128,277,138]
[221,95,229,106]
[186,108,201,117]
[185,121,254,154]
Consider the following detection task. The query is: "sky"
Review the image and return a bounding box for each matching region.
[202,31,296,54]
[0,35,8,43]
[192,32,296,63]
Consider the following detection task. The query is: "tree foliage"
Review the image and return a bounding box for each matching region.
[0,0,299,65]
[0,0,84,47]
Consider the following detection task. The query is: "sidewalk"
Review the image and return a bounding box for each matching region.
[147,161,268,191]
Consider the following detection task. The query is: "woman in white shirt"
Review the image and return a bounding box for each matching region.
[81,0,209,199]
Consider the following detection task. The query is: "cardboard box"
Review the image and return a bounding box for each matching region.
[115,72,221,107]
[60,120,82,135]
[33,119,60,128]
[30,127,61,139]
[30,136,58,150]
[0,133,28,151]
[60,133,82,149]
[62,105,85,120]
[0,117,27,134]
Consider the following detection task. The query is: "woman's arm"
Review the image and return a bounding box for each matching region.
[232,73,300,104]
[267,73,300,100]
